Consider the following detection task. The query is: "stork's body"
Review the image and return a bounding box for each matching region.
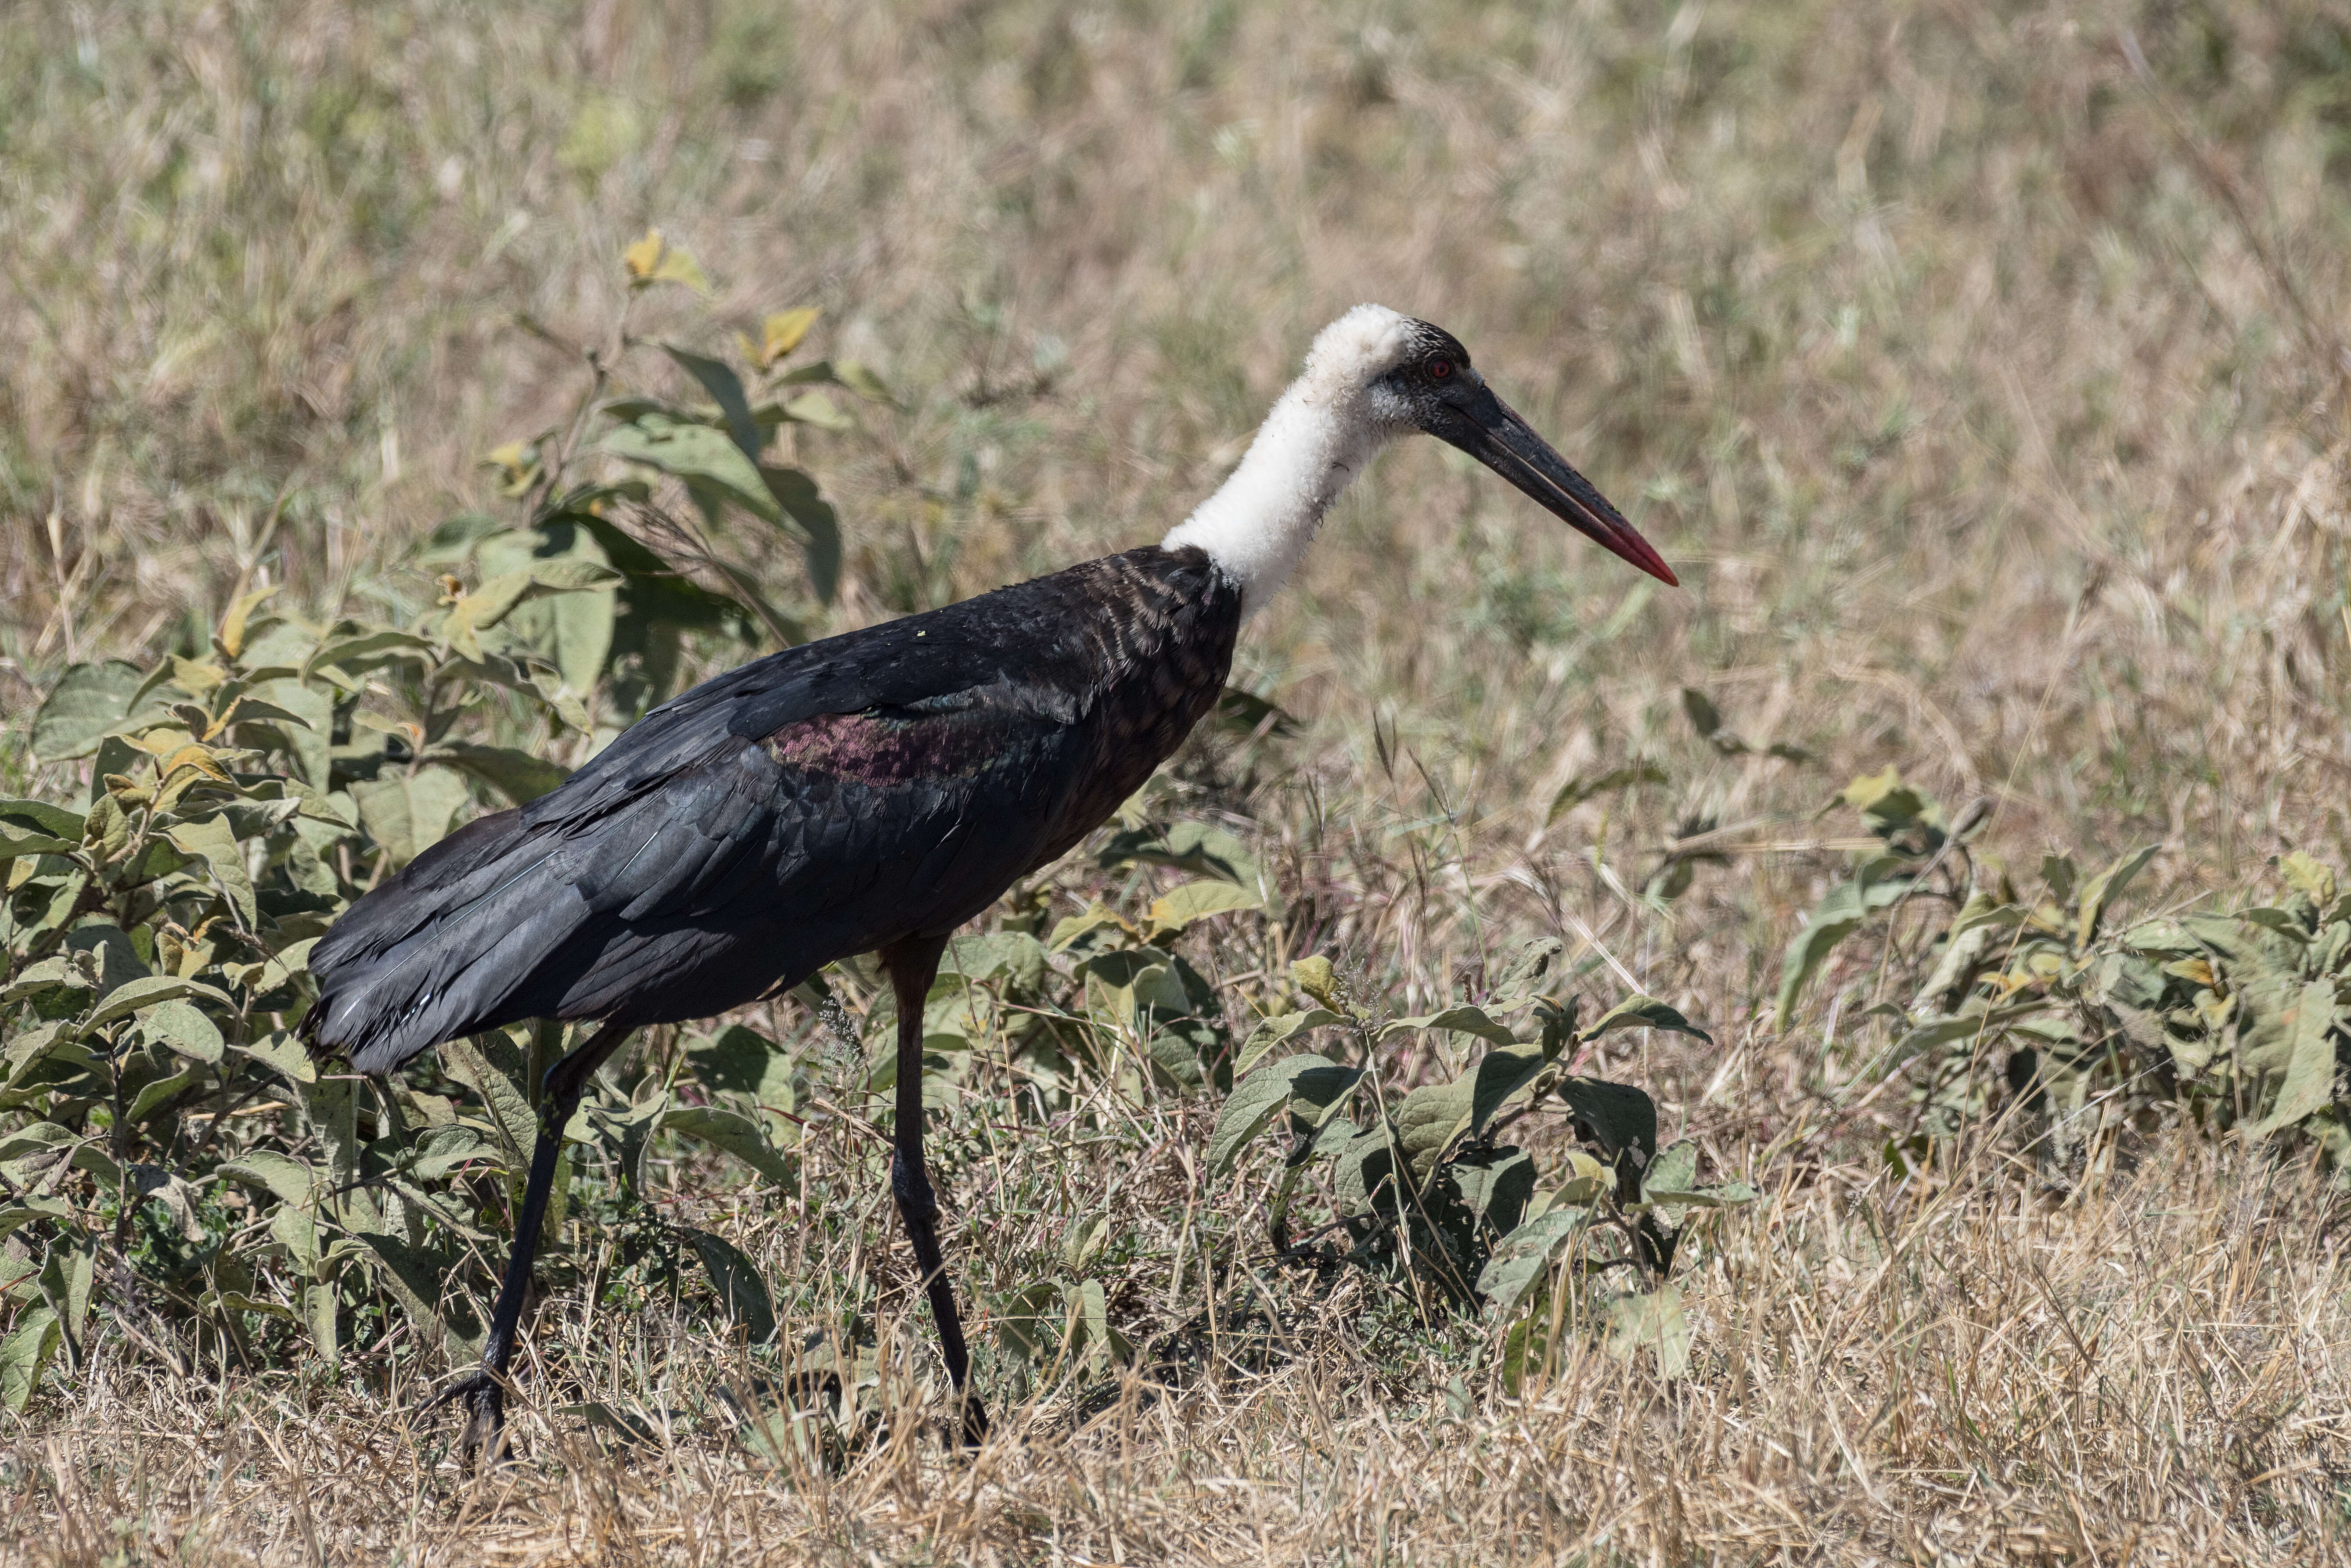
[303,305,1673,1459]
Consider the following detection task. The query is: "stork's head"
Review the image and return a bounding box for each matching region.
[1304,304,1677,586]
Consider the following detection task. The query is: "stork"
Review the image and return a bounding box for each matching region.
[302,304,1675,1459]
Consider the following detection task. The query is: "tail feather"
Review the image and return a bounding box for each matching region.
[302,807,592,1075]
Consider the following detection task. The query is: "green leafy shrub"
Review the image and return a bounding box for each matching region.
[1206,940,1754,1385]
[1777,769,2351,1172]
[0,234,860,1412]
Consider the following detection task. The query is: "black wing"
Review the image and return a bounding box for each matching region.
[305,608,1093,1074]
[302,544,1242,1076]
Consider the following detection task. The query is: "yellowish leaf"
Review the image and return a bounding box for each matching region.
[217,583,281,661]
[761,308,818,363]
[622,227,708,293]
[622,228,666,280]
[162,745,231,784]
[1291,956,1343,1010]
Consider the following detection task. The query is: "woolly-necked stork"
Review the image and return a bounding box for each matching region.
[303,304,1675,1457]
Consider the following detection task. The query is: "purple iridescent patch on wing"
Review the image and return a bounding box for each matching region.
[765,709,1011,786]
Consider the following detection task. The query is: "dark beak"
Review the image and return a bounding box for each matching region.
[1437,387,1678,586]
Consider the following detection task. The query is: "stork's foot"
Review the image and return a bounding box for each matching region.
[953,1390,990,1450]
[421,1367,511,1470]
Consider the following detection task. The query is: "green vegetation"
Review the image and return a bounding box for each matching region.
[3,0,2350,1561]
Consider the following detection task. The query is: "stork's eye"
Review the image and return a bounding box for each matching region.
[1426,356,1454,380]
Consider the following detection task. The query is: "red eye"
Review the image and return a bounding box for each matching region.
[1427,357,1453,379]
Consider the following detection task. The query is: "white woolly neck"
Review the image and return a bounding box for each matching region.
[1162,304,1418,616]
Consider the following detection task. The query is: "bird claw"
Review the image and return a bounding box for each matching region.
[954,1392,991,1451]
[419,1367,510,1468]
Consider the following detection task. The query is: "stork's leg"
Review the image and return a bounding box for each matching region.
[427,1020,633,1467]
[878,935,990,1446]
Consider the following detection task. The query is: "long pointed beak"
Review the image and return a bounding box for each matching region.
[1442,388,1678,586]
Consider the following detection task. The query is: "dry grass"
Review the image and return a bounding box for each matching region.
[15,1136,2347,1564]
[5,0,2351,1561]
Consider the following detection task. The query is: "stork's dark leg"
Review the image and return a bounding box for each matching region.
[879,935,989,1445]
[426,1020,634,1467]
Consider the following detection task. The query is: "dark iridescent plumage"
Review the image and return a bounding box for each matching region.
[303,544,1243,1074]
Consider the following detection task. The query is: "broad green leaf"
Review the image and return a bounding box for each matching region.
[215,582,281,658]
[2249,979,2340,1135]
[664,344,763,460]
[426,740,569,806]
[1772,874,1912,1029]
[409,1124,498,1180]
[1548,763,1667,824]
[1588,994,1713,1045]
[941,930,1048,990]
[0,1200,68,1241]
[1147,878,1262,935]
[350,766,472,868]
[1555,1075,1658,1164]
[126,1066,200,1124]
[1062,1215,1112,1273]
[1887,1001,2050,1060]
[1494,937,1565,1000]
[1380,1005,1518,1050]
[43,1235,94,1352]
[1468,1044,1552,1139]
[833,360,895,406]
[994,1280,1067,1363]
[251,677,334,788]
[1394,1077,1473,1183]
[440,1035,537,1164]
[1235,1008,1342,1075]
[164,816,257,928]
[0,827,78,862]
[130,1165,205,1241]
[2277,851,2338,905]
[1326,1124,1395,1215]
[232,1031,317,1086]
[1640,1139,1698,1201]
[71,1143,124,1187]
[355,1232,481,1357]
[664,1106,794,1184]
[0,1305,60,1413]
[601,419,779,522]
[1605,1284,1690,1377]
[1097,819,1261,891]
[1287,1061,1363,1121]
[1211,686,1300,739]
[760,466,841,604]
[684,1228,776,1342]
[137,1000,223,1064]
[304,1283,339,1365]
[306,629,434,678]
[1208,1054,1332,1177]
[779,391,852,431]
[1477,1205,1590,1318]
[30,661,151,760]
[1046,904,1134,953]
[2077,843,2161,947]
[0,1122,74,1169]
[273,1203,322,1273]
[0,799,87,839]
[84,975,232,1032]
[689,1025,799,1114]
[219,1151,315,1205]
[1840,766,1934,835]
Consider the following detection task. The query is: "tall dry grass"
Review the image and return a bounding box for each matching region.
[4,0,2350,1561]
